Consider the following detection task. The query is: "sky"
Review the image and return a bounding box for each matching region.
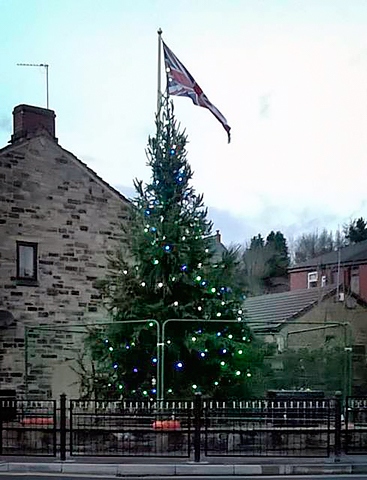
[1,0,367,247]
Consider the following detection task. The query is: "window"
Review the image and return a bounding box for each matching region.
[307,271,318,288]
[16,241,38,282]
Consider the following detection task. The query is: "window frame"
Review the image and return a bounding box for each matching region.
[16,241,38,282]
[307,271,318,289]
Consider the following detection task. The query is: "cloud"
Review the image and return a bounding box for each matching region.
[112,184,353,248]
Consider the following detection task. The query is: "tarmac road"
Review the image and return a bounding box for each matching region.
[2,475,367,480]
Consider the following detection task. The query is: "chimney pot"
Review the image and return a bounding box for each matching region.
[11,104,56,143]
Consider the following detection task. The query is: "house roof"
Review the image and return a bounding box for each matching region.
[290,240,367,271]
[206,232,227,262]
[244,286,336,331]
[0,134,130,206]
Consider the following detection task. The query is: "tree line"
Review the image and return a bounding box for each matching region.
[238,217,367,296]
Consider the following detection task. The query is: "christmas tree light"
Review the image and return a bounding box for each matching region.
[82,95,267,400]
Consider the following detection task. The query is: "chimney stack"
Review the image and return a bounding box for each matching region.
[216,230,221,244]
[11,104,56,143]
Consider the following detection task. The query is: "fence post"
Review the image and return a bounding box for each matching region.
[193,392,202,463]
[0,420,2,456]
[334,391,342,460]
[60,393,67,461]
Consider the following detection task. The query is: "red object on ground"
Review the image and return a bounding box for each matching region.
[152,420,181,430]
[21,417,54,425]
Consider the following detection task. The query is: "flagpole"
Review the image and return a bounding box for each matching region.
[157,28,163,115]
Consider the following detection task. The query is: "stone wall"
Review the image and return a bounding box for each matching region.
[0,132,130,398]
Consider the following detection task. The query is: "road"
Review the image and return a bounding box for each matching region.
[1,475,367,480]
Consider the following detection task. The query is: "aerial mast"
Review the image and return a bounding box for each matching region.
[17,63,49,109]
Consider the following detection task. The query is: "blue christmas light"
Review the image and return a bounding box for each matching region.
[145,209,151,216]
[151,227,157,232]
[170,148,176,155]
[151,388,157,394]
[180,264,188,272]
[113,363,118,369]
[133,368,138,373]
[164,244,172,252]
[175,361,184,370]
[152,357,158,364]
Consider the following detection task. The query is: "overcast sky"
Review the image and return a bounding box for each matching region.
[1,0,367,246]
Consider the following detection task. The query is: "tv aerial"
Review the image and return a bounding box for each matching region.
[17,63,49,109]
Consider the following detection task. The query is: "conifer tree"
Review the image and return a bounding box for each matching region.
[85,98,269,400]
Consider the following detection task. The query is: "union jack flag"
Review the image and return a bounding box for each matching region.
[162,41,231,143]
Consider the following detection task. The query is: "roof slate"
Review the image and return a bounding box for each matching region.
[244,286,336,331]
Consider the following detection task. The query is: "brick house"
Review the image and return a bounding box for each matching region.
[289,241,367,302]
[245,286,367,394]
[0,104,130,398]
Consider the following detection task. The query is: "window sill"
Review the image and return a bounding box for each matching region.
[15,279,39,287]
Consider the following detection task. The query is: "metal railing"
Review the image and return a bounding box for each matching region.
[69,398,191,457]
[3,393,367,459]
[0,399,56,456]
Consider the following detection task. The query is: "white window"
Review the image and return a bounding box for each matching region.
[17,242,38,281]
[308,271,318,289]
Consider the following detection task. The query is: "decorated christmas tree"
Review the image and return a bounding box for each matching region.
[83,97,270,400]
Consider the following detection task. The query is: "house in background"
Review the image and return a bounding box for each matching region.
[289,241,367,302]
[0,104,130,398]
[244,285,367,395]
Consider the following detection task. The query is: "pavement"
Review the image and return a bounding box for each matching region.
[2,455,367,476]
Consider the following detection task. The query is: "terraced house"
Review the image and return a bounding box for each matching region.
[0,104,130,398]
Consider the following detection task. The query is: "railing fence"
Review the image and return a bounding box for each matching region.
[0,394,366,460]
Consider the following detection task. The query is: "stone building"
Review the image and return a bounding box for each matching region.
[0,104,130,398]
[245,286,367,395]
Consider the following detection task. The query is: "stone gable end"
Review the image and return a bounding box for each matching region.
[0,130,130,398]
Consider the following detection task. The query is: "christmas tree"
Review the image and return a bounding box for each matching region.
[84,97,270,400]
